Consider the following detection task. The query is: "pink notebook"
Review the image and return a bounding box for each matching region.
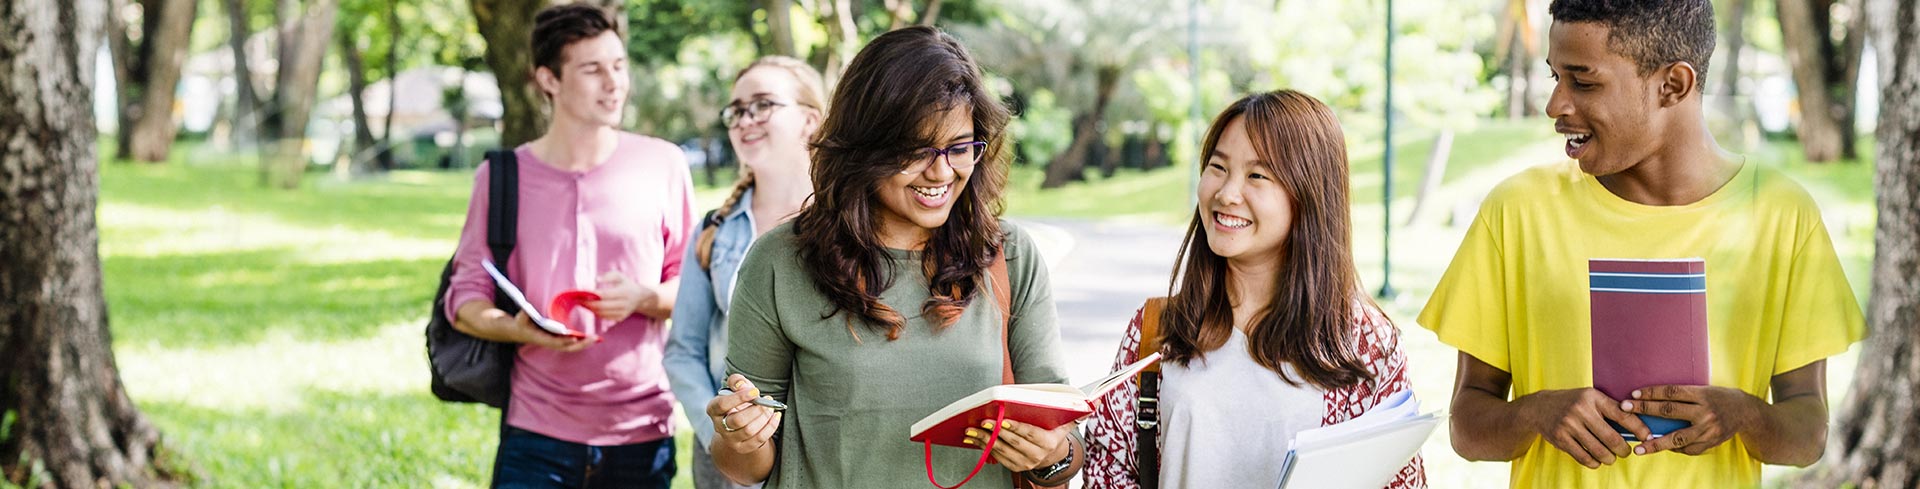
[1589,258,1709,441]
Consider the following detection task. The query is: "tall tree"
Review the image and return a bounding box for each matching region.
[814,0,858,85]
[225,0,262,149]
[338,32,378,173]
[263,0,339,188]
[1776,0,1867,162]
[0,1,179,486]
[472,0,546,148]
[1800,0,1920,485]
[1494,0,1541,119]
[883,0,943,29]
[110,0,200,163]
[763,0,797,56]
[380,0,402,170]
[1717,0,1750,123]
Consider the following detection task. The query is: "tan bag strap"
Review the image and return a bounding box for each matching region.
[1138,297,1167,373]
[991,253,1014,385]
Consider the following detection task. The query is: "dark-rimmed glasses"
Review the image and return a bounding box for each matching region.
[720,99,790,128]
[900,141,988,175]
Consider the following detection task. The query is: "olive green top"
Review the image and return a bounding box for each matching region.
[725,221,1068,488]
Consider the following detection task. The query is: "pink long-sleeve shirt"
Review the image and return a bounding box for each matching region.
[445,132,695,446]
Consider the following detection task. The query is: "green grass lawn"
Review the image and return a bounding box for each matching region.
[99,151,698,488]
[99,127,1879,487]
[92,121,1568,487]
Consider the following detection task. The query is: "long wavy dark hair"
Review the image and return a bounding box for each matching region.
[1160,90,1376,390]
[790,26,1012,341]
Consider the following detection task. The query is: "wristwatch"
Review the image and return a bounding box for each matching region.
[1027,456,1073,481]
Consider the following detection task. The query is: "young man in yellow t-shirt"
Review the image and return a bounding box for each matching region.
[1418,0,1865,487]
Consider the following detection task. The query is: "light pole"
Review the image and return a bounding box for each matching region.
[1188,0,1202,207]
[1379,0,1398,300]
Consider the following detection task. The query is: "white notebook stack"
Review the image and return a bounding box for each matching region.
[1276,390,1441,489]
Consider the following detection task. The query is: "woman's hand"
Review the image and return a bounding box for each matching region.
[959,419,1071,472]
[706,374,782,455]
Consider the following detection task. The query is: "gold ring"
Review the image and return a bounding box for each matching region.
[720,413,744,433]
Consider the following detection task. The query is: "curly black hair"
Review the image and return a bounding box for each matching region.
[1549,0,1716,91]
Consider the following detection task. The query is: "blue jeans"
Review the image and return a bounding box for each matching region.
[492,425,676,489]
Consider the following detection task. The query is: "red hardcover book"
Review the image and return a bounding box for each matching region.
[908,353,1160,488]
[1589,258,1709,440]
[909,352,1160,448]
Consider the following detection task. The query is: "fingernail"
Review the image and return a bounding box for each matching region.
[963,438,975,445]
[1635,447,1646,455]
[981,421,994,429]
[1000,420,1011,428]
[1631,390,1641,398]
[1621,401,1632,411]
[749,388,761,397]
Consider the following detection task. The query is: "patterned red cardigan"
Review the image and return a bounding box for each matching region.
[1080,301,1428,489]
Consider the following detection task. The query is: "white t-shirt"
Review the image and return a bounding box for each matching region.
[1157,328,1326,489]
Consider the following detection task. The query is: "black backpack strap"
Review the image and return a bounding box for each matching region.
[1136,371,1160,488]
[1134,297,1167,488]
[485,149,520,316]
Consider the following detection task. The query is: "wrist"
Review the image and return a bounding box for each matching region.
[1024,428,1084,485]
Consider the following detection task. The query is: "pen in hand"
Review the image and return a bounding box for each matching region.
[719,388,788,411]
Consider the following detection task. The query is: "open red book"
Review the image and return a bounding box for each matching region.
[908,352,1161,488]
[481,260,597,339]
[1589,258,1709,441]
[910,352,1161,448]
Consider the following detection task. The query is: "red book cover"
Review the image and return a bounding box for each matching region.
[909,352,1160,448]
[908,390,1093,448]
[1589,258,1709,439]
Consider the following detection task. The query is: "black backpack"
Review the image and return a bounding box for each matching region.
[427,149,520,408]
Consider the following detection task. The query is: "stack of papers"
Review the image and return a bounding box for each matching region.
[1276,390,1441,489]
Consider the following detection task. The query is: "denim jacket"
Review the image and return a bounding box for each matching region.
[664,188,758,448]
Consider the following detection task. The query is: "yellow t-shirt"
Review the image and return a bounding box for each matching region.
[1417,161,1864,489]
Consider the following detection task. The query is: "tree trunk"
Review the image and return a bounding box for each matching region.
[340,33,377,175]
[268,0,339,189]
[763,0,797,57]
[1507,26,1529,120]
[917,0,943,26]
[106,0,136,161]
[1143,122,1169,170]
[0,1,181,487]
[815,0,856,87]
[1718,0,1749,122]
[1776,0,1863,162]
[1405,129,1454,226]
[884,0,914,30]
[226,0,260,149]
[705,129,723,187]
[378,0,401,171]
[122,0,198,163]
[1799,0,1920,485]
[1042,65,1121,188]
[471,0,548,149]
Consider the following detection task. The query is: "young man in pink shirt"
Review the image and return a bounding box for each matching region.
[444,4,694,487]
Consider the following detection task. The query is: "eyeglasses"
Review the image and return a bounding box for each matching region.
[720,99,790,128]
[900,141,988,175]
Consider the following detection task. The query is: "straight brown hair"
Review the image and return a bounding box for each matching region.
[1160,90,1375,391]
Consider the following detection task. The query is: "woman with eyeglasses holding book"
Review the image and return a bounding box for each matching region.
[665,55,825,489]
[1079,90,1427,489]
[701,26,1081,488]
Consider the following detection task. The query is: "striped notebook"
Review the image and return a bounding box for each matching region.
[1588,258,1709,441]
